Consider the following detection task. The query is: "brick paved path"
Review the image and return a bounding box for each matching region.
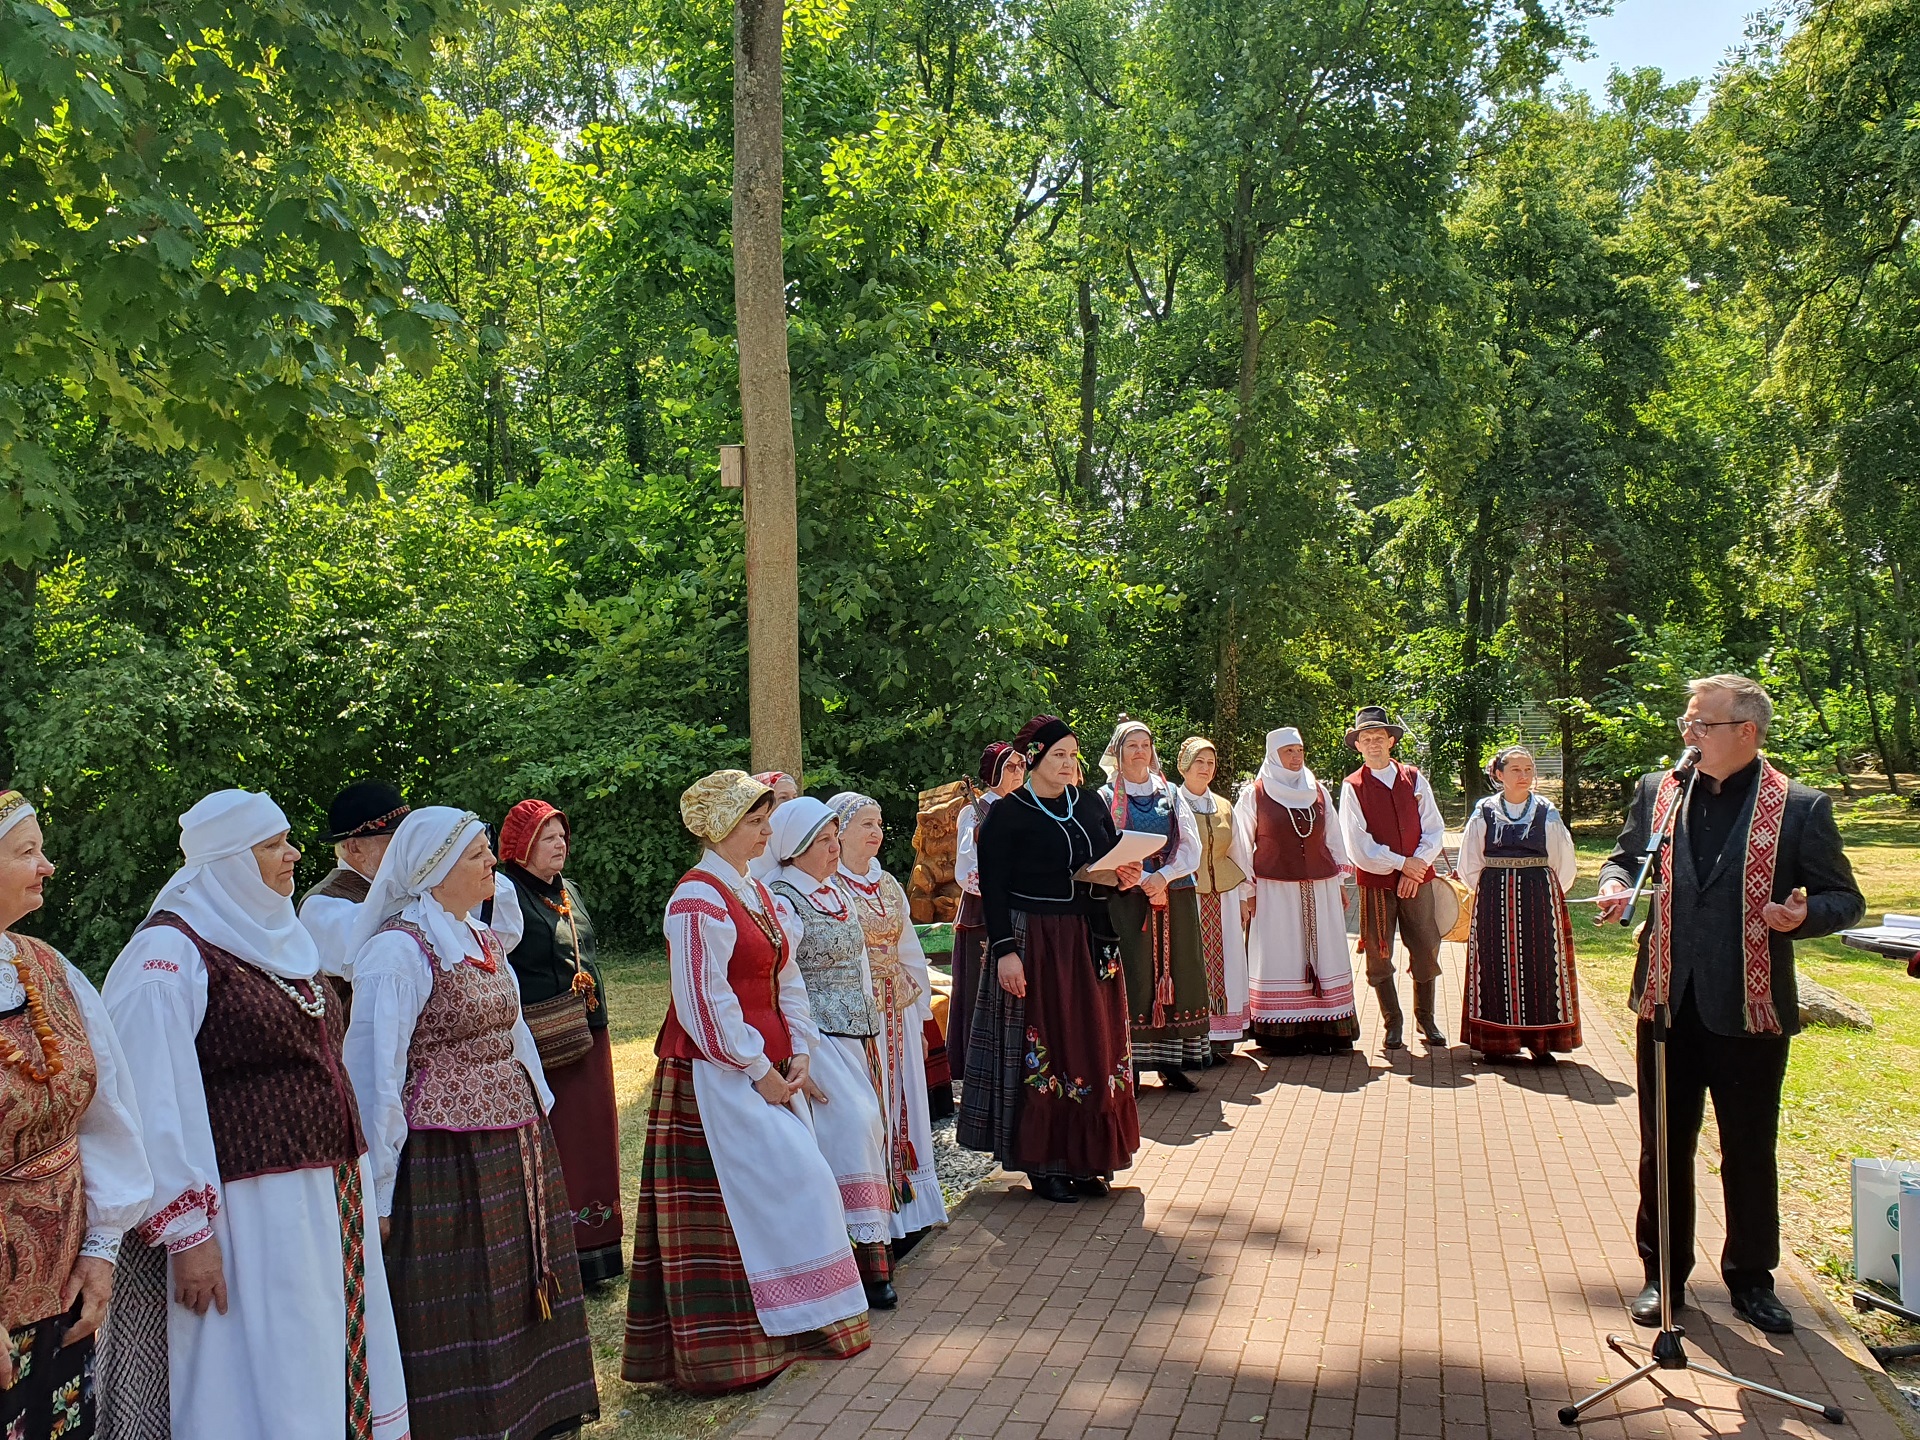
[741,960,1913,1440]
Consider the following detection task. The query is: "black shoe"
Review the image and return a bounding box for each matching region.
[1730,1286,1794,1334]
[1032,1175,1079,1204]
[1159,1068,1198,1092]
[1073,1176,1111,1197]
[863,1279,898,1309]
[1630,1282,1688,1328]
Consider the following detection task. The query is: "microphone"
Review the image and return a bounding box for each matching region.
[1675,745,1702,773]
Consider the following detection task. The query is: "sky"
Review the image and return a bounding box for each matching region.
[1555,0,1774,105]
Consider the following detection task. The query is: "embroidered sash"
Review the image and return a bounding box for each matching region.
[1639,760,1791,1035]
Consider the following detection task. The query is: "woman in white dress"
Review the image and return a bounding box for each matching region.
[1230,729,1360,1054]
[766,799,899,1309]
[98,788,410,1440]
[829,792,949,1244]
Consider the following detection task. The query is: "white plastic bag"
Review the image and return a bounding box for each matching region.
[1853,1158,1920,1289]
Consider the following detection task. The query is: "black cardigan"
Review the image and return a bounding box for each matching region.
[500,863,609,1030]
[976,785,1122,959]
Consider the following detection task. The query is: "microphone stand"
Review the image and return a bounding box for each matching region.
[1560,757,1845,1428]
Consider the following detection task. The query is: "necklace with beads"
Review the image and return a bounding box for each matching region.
[839,869,892,923]
[532,883,598,1011]
[265,970,328,1019]
[0,937,65,1082]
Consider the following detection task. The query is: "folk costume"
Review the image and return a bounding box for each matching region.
[497,799,624,1289]
[1601,755,1863,1310]
[1337,709,1448,1048]
[949,742,1016,1086]
[830,793,949,1241]
[745,772,797,884]
[1457,787,1580,1059]
[97,789,410,1440]
[958,716,1140,1197]
[1176,738,1252,1052]
[1098,721,1209,1073]
[2,794,151,1440]
[767,799,896,1295]
[344,807,598,1440]
[624,771,870,1395]
[1230,730,1360,1053]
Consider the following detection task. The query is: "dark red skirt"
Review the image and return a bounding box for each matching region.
[547,1026,625,1285]
[957,910,1140,1178]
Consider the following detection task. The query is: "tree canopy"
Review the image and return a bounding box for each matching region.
[7,0,1918,962]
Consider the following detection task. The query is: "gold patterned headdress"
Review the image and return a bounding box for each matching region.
[1177,737,1217,775]
[0,790,35,844]
[680,770,772,845]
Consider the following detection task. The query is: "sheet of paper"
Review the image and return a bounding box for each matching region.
[1075,828,1168,882]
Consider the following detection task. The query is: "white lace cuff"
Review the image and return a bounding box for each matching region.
[80,1229,123,1263]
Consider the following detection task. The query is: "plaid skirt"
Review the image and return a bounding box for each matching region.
[386,1121,599,1440]
[3,1304,94,1440]
[624,1058,871,1394]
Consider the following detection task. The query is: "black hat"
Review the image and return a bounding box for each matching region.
[1343,706,1408,749]
[318,780,410,845]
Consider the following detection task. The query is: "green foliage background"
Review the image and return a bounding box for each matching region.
[5,0,1919,965]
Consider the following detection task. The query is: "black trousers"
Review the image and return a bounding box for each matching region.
[1635,989,1791,1292]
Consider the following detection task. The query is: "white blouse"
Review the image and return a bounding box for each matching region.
[2,938,152,1260]
[1456,797,1579,893]
[1106,776,1202,882]
[342,895,553,1216]
[663,851,817,1081]
[298,870,524,981]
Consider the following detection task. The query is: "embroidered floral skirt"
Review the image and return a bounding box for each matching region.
[3,1305,94,1440]
[1461,861,1581,1056]
[546,1026,626,1287]
[957,910,1139,1180]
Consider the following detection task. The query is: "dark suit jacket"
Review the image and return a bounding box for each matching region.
[1599,769,1864,1039]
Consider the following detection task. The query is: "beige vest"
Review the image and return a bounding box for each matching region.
[1187,791,1247,893]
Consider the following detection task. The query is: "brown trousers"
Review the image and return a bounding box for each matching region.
[1357,880,1443,985]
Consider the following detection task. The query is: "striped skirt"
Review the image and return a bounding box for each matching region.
[1461,859,1580,1056]
[385,1122,599,1440]
[623,1059,871,1394]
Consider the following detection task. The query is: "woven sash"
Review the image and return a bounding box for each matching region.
[1639,761,1790,1034]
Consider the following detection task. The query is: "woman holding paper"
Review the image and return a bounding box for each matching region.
[956,715,1141,1204]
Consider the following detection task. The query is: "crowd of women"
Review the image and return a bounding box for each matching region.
[2,704,1584,1437]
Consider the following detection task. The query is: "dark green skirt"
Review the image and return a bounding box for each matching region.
[1110,886,1210,1055]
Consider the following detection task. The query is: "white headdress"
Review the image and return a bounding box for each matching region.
[345,805,488,969]
[1257,727,1319,805]
[768,796,839,865]
[143,789,320,979]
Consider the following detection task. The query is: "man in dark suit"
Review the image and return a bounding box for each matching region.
[1597,674,1863,1336]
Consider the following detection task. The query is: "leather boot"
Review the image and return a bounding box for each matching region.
[1414,979,1447,1048]
[1372,982,1405,1050]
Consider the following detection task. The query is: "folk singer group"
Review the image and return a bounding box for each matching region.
[1,673,1866,1438]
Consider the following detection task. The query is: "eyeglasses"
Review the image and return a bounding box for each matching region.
[1675,717,1749,738]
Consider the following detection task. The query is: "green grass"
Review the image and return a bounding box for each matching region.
[1566,807,1920,1353]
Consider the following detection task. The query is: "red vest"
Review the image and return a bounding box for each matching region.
[145,913,366,1182]
[656,870,795,1068]
[1347,764,1426,891]
[1252,788,1339,882]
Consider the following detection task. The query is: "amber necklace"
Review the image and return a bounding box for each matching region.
[532,883,598,1012]
[0,936,64,1082]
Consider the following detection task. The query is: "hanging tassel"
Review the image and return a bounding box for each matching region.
[571,967,599,1013]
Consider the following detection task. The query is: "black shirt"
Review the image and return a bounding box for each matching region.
[1687,756,1762,878]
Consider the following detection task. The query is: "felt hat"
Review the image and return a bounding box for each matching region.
[1343,706,1407,749]
[318,780,411,845]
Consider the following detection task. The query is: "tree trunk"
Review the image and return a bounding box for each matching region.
[1789,647,1854,797]
[1458,495,1494,801]
[736,0,803,778]
[0,562,38,783]
[1892,562,1917,772]
[1075,166,1099,499]
[1851,587,1900,795]
[1213,164,1258,770]
[1557,535,1577,817]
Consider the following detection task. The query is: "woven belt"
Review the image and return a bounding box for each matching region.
[1482,855,1551,870]
[1,1133,79,1183]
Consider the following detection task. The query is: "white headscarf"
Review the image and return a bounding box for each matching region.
[1257,727,1320,805]
[768,797,838,865]
[1099,718,1163,784]
[0,791,34,845]
[144,789,320,980]
[346,806,488,970]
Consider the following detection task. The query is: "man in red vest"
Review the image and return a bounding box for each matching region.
[1337,707,1447,1050]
